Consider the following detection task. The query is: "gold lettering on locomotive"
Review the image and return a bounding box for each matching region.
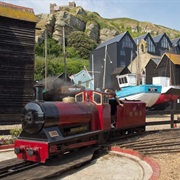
[49,131,59,137]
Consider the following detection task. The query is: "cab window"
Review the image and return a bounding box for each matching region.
[75,92,84,102]
[102,95,109,104]
[93,92,102,105]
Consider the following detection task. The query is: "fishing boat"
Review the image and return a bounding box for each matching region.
[150,77,180,110]
[115,73,162,108]
[150,53,180,110]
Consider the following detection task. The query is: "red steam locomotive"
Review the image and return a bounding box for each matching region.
[14,85,146,163]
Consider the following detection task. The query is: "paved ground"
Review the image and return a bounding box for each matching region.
[0,147,158,180]
[0,148,16,161]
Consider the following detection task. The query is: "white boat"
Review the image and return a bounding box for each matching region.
[116,73,162,107]
[151,77,180,110]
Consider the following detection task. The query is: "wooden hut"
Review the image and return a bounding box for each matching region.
[0,2,37,123]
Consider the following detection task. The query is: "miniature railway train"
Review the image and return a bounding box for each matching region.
[14,85,146,163]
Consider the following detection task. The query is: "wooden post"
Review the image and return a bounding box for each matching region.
[170,100,174,128]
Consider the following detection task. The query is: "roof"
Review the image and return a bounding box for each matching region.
[134,33,148,44]
[153,34,164,43]
[71,69,92,84]
[111,67,125,75]
[0,2,37,22]
[164,53,180,65]
[145,58,161,68]
[171,38,180,47]
[96,31,127,50]
[151,58,161,65]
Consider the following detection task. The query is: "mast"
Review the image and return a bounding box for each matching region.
[103,45,107,89]
[44,27,48,90]
[91,54,94,90]
[136,40,139,85]
[63,26,67,81]
[130,50,133,73]
[169,53,172,86]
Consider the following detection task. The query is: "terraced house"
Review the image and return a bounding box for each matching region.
[91,31,180,90]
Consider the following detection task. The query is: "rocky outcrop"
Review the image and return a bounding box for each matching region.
[36,11,87,44]
[76,6,86,15]
[85,22,99,43]
[100,28,118,43]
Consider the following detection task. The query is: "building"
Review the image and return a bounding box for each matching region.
[90,31,180,90]
[0,2,37,123]
[50,2,76,14]
[153,33,172,56]
[145,53,180,85]
[157,53,180,85]
[145,58,161,84]
[134,33,156,55]
[71,68,94,90]
[171,37,180,54]
[90,31,137,90]
[128,39,160,76]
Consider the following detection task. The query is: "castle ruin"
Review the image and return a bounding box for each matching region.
[50,2,76,14]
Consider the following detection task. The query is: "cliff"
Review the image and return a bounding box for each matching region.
[35,5,180,44]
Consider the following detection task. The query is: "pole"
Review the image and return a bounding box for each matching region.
[170,100,175,128]
[92,54,94,90]
[103,45,107,89]
[45,28,48,90]
[63,26,67,81]
[136,40,139,85]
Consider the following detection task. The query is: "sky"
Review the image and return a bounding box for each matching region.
[2,0,180,31]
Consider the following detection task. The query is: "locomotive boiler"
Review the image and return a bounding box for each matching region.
[14,84,146,163]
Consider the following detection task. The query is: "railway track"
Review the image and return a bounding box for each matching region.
[0,160,39,179]
[114,128,180,155]
[0,147,99,180]
[0,129,179,179]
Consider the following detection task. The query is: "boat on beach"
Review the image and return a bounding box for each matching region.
[150,77,180,110]
[115,73,162,108]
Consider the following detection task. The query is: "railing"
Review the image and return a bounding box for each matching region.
[146,102,180,128]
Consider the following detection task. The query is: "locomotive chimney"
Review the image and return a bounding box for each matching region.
[33,84,44,101]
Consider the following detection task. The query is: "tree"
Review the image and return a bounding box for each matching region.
[67,31,97,59]
[35,38,62,57]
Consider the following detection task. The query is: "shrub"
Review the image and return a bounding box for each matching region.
[10,128,22,139]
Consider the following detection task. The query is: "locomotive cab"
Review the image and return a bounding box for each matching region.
[75,90,111,130]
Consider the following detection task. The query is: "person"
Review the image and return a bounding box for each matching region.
[104,88,123,107]
[104,88,123,128]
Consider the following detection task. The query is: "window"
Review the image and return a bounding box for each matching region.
[86,81,90,88]
[93,92,102,105]
[120,50,125,56]
[75,92,84,102]
[118,77,127,84]
[78,80,82,85]
[146,36,155,52]
[141,44,144,53]
[120,61,126,67]
[122,35,133,48]
[102,95,109,104]
[161,36,169,48]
